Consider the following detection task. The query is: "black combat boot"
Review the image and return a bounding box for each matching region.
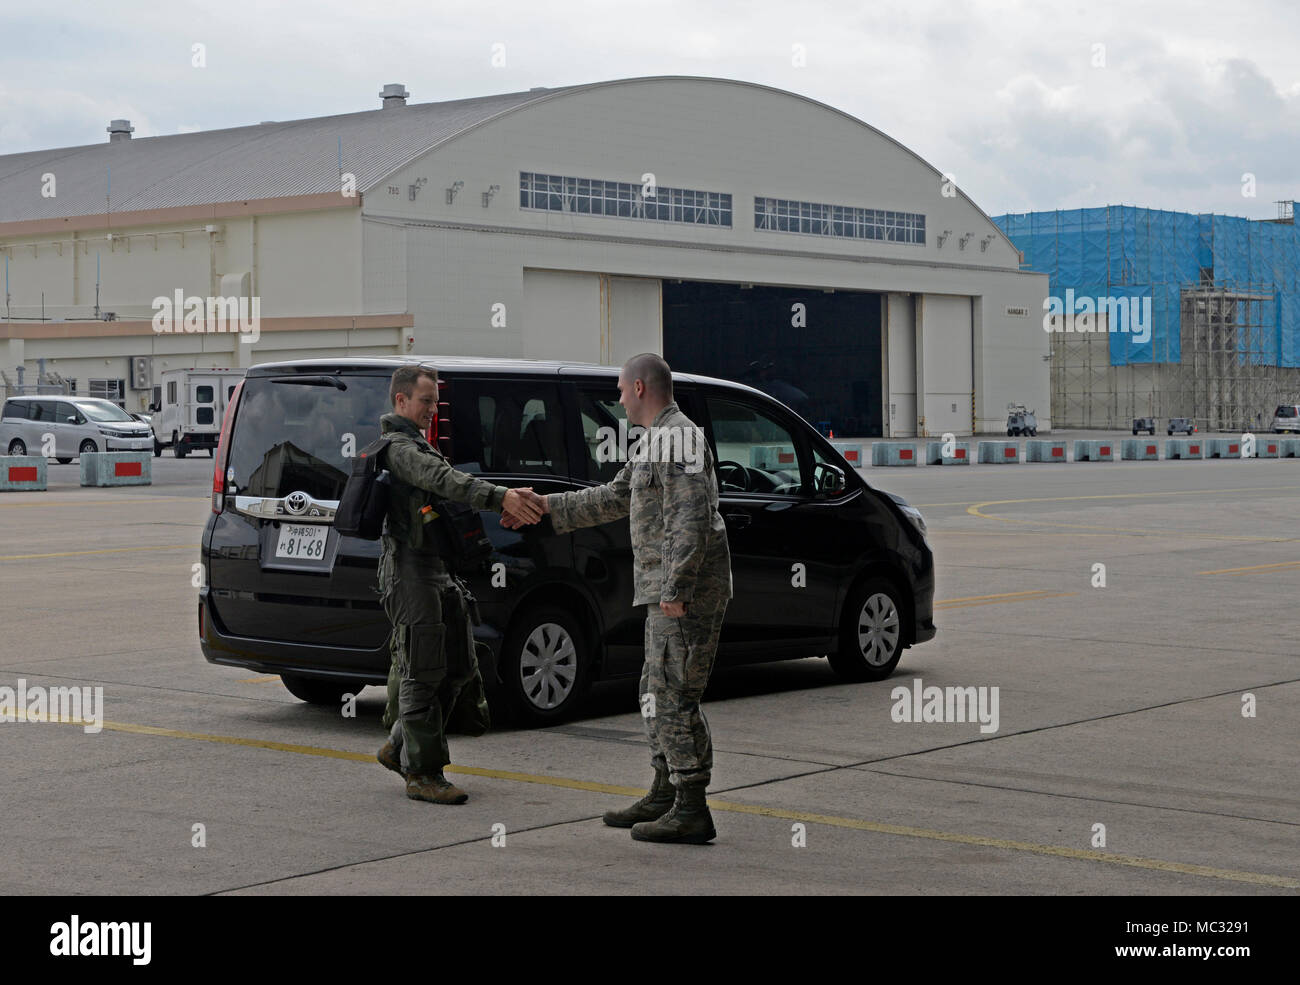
[602,768,675,828]
[630,783,716,844]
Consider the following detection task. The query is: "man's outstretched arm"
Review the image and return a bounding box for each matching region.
[501,464,633,531]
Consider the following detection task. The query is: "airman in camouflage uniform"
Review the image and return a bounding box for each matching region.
[376,365,542,804]
[528,353,732,844]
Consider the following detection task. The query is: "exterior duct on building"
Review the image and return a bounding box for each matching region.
[379,84,409,109]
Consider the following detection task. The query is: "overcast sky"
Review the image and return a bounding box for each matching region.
[1,0,1296,219]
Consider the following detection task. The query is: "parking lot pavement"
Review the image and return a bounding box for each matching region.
[0,457,1296,894]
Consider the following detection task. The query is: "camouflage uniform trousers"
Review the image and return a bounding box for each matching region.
[640,592,729,789]
[378,540,489,776]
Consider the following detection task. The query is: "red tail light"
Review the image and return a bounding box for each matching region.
[212,379,245,514]
[430,382,453,457]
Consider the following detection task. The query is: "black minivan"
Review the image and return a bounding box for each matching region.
[199,357,935,722]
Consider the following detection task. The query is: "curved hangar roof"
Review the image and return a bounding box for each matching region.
[0,76,999,240]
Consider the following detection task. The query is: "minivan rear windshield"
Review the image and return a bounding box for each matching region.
[1276,406,1298,418]
[226,375,391,502]
[73,400,133,423]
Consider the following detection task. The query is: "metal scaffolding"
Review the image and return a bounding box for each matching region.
[996,204,1300,432]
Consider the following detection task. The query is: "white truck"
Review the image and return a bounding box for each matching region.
[148,367,246,458]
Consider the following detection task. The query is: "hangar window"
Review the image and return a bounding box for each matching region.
[520,172,732,227]
[755,197,925,245]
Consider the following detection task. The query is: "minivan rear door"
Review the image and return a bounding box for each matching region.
[207,369,393,649]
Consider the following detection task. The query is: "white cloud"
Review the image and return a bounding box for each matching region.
[0,0,1296,217]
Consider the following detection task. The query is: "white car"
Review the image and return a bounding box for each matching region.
[1271,405,1300,433]
[0,396,154,462]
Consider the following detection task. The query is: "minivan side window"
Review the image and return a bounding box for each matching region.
[1,400,20,420]
[36,400,64,423]
[578,387,630,483]
[447,380,568,477]
[705,396,806,497]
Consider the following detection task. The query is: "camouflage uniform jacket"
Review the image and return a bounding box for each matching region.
[548,402,732,606]
[380,413,508,577]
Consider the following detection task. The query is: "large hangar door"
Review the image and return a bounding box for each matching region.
[523,270,662,364]
[523,270,598,361]
[916,295,973,436]
[663,282,883,436]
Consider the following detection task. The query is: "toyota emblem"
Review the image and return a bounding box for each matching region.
[285,491,310,515]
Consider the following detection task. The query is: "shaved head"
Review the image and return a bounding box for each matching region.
[623,353,673,400]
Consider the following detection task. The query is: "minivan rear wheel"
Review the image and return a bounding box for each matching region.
[280,672,367,706]
[7,439,26,456]
[830,577,906,682]
[500,604,590,724]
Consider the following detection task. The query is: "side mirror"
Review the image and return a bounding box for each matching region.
[66,415,79,424]
[815,462,846,496]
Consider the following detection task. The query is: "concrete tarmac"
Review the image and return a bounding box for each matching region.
[0,454,1295,894]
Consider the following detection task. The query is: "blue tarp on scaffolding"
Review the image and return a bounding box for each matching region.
[993,204,1300,367]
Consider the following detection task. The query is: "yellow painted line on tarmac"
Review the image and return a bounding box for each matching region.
[704,800,1300,889]
[966,486,1300,540]
[936,589,1062,604]
[0,544,195,561]
[1198,560,1300,576]
[928,485,1299,514]
[18,708,1298,889]
[936,592,1076,610]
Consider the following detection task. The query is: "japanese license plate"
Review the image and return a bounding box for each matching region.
[275,524,328,560]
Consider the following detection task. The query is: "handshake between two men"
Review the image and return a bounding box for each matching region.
[499,487,549,530]
[497,486,686,619]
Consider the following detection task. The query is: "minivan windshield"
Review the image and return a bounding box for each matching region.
[226,375,391,501]
[1275,406,1297,418]
[73,400,133,423]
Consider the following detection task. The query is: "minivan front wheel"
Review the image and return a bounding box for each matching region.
[830,577,906,682]
[79,439,98,456]
[501,604,590,724]
[280,673,367,706]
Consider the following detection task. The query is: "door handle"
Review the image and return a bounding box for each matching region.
[724,513,752,529]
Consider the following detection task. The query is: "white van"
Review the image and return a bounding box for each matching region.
[149,367,246,457]
[1,395,154,462]
[1271,405,1300,433]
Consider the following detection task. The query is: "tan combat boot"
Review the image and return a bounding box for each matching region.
[630,784,716,844]
[406,771,469,804]
[603,768,675,828]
